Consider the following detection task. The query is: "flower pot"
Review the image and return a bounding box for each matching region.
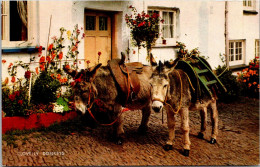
[162,39,167,45]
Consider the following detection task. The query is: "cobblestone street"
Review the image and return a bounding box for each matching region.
[2,97,259,166]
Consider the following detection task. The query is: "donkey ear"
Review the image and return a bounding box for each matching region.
[88,63,102,81]
[63,65,77,78]
[150,53,157,66]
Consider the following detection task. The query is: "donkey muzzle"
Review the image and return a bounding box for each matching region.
[151,100,164,113]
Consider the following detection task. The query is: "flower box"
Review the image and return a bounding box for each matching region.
[2,111,78,134]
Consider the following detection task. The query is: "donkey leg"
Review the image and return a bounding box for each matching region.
[198,107,207,139]
[209,100,218,144]
[138,105,151,134]
[180,108,191,156]
[113,105,125,145]
[163,107,175,151]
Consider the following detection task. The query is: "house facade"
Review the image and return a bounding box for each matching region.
[1,0,259,80]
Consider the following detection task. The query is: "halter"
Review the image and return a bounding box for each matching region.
[151,70,183,123]
[85,82,125,126]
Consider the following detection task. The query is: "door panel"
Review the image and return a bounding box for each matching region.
[85,11,111,67]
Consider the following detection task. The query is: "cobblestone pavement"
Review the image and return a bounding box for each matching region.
[2,97,259,166]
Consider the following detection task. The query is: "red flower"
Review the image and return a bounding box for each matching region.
[161,19,165,23]
[81,33,85,39]
[8,63,13,68]
[35,67,39,74]
[133,50,136,54]
[65,64,70,70]
[18,100,23,105]
[86,60,90,64]
[58,52,63,60]
[51,52,56,60]
[129,5,133,8]
[145,14,150,18]
[38,46,43,53]
[9,94,16,101]
[71,46,77,52]
[71,81,75,87]
[2,59,6,64]
[11,76,16,83]
[98,52,102,56]
[47,56,51,64]
[39,56,45,63]
[14,91,20,97]
[48,43,53,51]
[25,71,31,79]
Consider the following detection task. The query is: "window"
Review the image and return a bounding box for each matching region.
[229,40,245,66]
[148,8,179,45]
[255,39,260,58]
[243,0,255,10]
[1,1,35,47]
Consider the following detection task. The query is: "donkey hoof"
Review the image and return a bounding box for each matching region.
[197,132,204,139]
[183,149,190,157]
[209,138,217,144]
[138,126,148,134]
[163,144,173,151]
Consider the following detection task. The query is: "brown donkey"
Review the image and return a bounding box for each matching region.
[64,56,153,145]
[150,61,219,156]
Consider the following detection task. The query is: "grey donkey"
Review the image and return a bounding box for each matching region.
[150,60,219,156]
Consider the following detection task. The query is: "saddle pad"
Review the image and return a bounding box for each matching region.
[108,59,141,99]
[108,59,128,94]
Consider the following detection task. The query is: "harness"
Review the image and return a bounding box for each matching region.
[85,84,125,126]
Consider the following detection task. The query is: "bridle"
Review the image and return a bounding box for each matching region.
[151,70,183,123]
[82,82,125,126]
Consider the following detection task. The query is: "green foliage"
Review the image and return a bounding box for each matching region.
[215,65,242,103]
[31,71,61,104]
[56,97,70,112]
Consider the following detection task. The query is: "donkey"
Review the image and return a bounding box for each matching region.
[64,55,153,145]
[150,60,218,156]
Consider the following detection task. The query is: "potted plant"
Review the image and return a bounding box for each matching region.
[125,6,164,61]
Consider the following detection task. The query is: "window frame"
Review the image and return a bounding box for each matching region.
[229,40,246,66]
[148,7,179,46]
[1,1,36,48]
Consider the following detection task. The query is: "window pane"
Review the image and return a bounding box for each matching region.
[248,0,252,6]
[243,0,246,6]
[170,25,174,38]
[163,12,169,24]
[162,25,169,38]
[99,16,107,31]
[10,1,28,41]
[86,16,96,30]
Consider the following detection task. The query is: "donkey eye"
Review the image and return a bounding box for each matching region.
[150,83,153,87]
[163,84,168,88]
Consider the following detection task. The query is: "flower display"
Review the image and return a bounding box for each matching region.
[237,58,259,98]
[125,6,162,60]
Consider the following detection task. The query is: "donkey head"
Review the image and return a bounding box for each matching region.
[64,63,102,114]
[149,54,176,113]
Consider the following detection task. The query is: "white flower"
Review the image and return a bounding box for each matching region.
[53,103,64,113]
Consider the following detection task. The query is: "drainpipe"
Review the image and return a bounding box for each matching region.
[225,1,229,69]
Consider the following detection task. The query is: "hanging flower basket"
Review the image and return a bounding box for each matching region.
[2,111,77,134]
